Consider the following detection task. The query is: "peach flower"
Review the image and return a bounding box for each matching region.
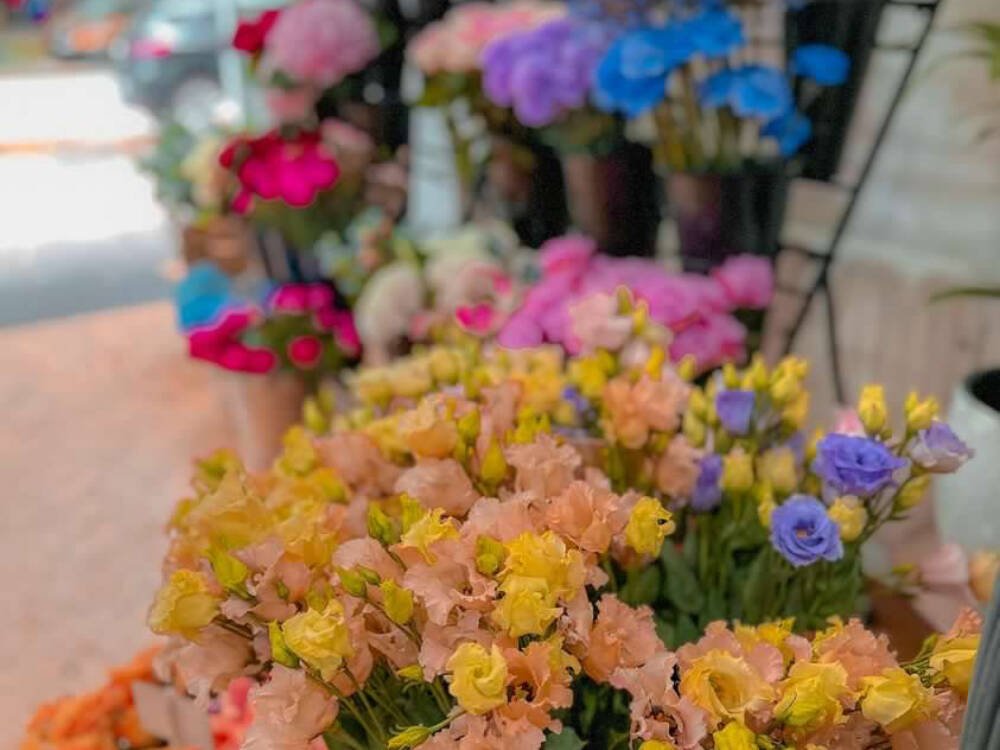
[506,434,581,501]
[315,432,402,494]
[678,621,784,685]
[813,619,898,691]
[243,665,339,750]
[331,537,404,582]
[418,611,487,679]
[603,373,689,449]
[655,435,703,499]
[544,480,628,553]
[580,594,662,682]
[395,458,480,516]
[165,625,255,705]
[499,640,576,731]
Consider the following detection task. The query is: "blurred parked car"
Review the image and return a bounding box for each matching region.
[110,0,285,131]
[46,0,139,58]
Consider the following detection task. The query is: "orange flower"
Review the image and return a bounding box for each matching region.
[581,594,662,682]
[545,481,628,554]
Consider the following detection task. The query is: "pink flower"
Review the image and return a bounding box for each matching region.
[233,9,281,54]
[455,303,497,334]
[569,293,633,354]
[268,284,311,313]
[669,313,747,373]
[263,0,379,89]
[264,86,317,123]
[242,665,339,750]
[287,335,323,369]
[539,233,595,277]
[545,480,628,554]
[832,408,866,436]
[395,458,480,517]
[580,594,662,683]
[188,308,278,374]
[711,254,774,309]
[505,433,582,500]
[315,308,361,356]
[497,311,545,349]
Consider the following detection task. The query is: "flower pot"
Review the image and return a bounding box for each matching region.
[664,162,791,272]
[785,0,887,182]
[934,369,1000,553]
[216,369,307,471]
[560,142,659,257]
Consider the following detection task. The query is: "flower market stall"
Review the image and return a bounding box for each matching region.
[20,0,999,748]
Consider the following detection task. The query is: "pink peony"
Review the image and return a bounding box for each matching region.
[263,0,379,88]
[287,335,323,369]
[711,254,774,309]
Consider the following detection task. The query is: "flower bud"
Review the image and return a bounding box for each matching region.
[268,621,300,668]
[396,664,424,682]
[367,504,400,546]
[356,565,381,585]
[337,567,367,598]
[857,384,888,434]
[905,391,939,432]
[677,354,698,382]
[741,355,769,391]
[721,449,755,494]
[207,546,249,592]
[475,535,506,577]
[480,437,509,486]
[895,474,930,511]
[457,407,481,443]
[387,726,432,749]
[722,363,740,389]
[683,410,707,448]
[380,579,415,625]
[302,397,328,434]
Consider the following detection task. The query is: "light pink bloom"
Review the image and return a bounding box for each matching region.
[539,233,595,277]
[395,458,480,516]
[655,435,703,500]
[812,618,899,691]
[263,0,379,88]
[545,480,628,554]
[711,254,774,309]
[580,594,662,683]
[569,292,633,354]
[242,665,338,750]
[505,433,581,501]
[163,626,255,706]
[315,432,402,494]
[833,408,866,436]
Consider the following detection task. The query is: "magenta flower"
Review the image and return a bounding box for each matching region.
[315,308,361,356]
[539,233,596,277]
[287,334,323,369]
[188,308,278,374]
[711,254,774,309]
[455,303,498,334]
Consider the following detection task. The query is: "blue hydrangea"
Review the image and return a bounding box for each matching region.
[699,65,793,120]
[594,24,694,116]
[762,110,813,156]
[793,44,850,86]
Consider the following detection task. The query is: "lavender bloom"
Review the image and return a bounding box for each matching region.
[692,454,723,512]
[716,389,755,435]
[909,421,974,473]
[482,18,612,127]
[770,495,843,567]
[812,433,908,498]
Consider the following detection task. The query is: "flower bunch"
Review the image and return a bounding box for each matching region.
[408,2,565,79]
[487,234,772,372]
[594,7,850,167]
[148,413,682,749]
[21,647,163,750]
[185,280,360,377]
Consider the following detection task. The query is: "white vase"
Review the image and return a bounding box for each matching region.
[934,369,1000,553]
[216,370,306,471]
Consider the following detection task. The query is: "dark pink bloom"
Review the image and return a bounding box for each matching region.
[455,303,497,334]
[670,313,747,372]
[315,308,361,356]
[304,283,335,311]
[497,312,544,349]
[269,284,311,313]
[288,335,323,368]
[232,9,281,55]
[711,254,774,309]
[188,308,277,374]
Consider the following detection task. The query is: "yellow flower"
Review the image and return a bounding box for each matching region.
[304,467,346,503]
[398,400,459,459]
[775,661,852,731]
[429,346,461,384]
[712,722,757,750]
[282,600,353,681]
[390,360,435,399]
[363,416,410,460]
[504,531,585,601]
[380,579,415,625]
[187,470,270,549]
[625,496,675,556]
[805,429,824,464]
[192,449,243,493]
[353,368,393,406]
[781,391,810,431]
[447,643,508,715]
[475,535,506,577]
[268,621,299,668]
[735,619,798,665]
[721,449,755,494]
[639,742,678,750]
[396,664,424,682]
[828,496,867,542]
[683,410,707,447]
[754,482,776,528]
[741,355,770,391]
[148,570,220,637]
[861,668,933,733]
[569,354,612,400]
[207,546,248,592]
[679,650,774,724]
[492,576,561,637]
[479,437,509,487]
[274,426,318,477]
[858,385,888,434]
[904,391,939,432]
[676,354,698,382]
[756,448,798,495]
[929,635,980,698]
[895,475,930,511]
[400,508,458,563]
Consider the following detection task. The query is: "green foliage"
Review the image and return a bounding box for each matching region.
[543,727,587,750]
[139,121,197,210]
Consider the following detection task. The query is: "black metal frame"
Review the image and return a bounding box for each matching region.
[778,0,942,403]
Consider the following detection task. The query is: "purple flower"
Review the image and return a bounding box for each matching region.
[716,389,755,435]
[770,495,843,567]
[812,434,908,498]
[692,454,723,512]
[909,421,973,473]
[482,18,612,127]
[792,44,850,86]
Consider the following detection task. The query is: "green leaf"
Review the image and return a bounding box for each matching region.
[619,565,661,607]
[661,542,704,614]
[675,614,700,645]
[741,550,770,624]
[543,727,586,750]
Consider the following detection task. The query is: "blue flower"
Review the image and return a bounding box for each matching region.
[682,9,744,58]
[175,262,234,332]
[699,65,792,120]
[812,434,908,498]
[715,389,755,435]
[692,454,723,512]
[770,495,843,567]
[793,44,850,86]
[594,24,694,116]
[762,110,812,156]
